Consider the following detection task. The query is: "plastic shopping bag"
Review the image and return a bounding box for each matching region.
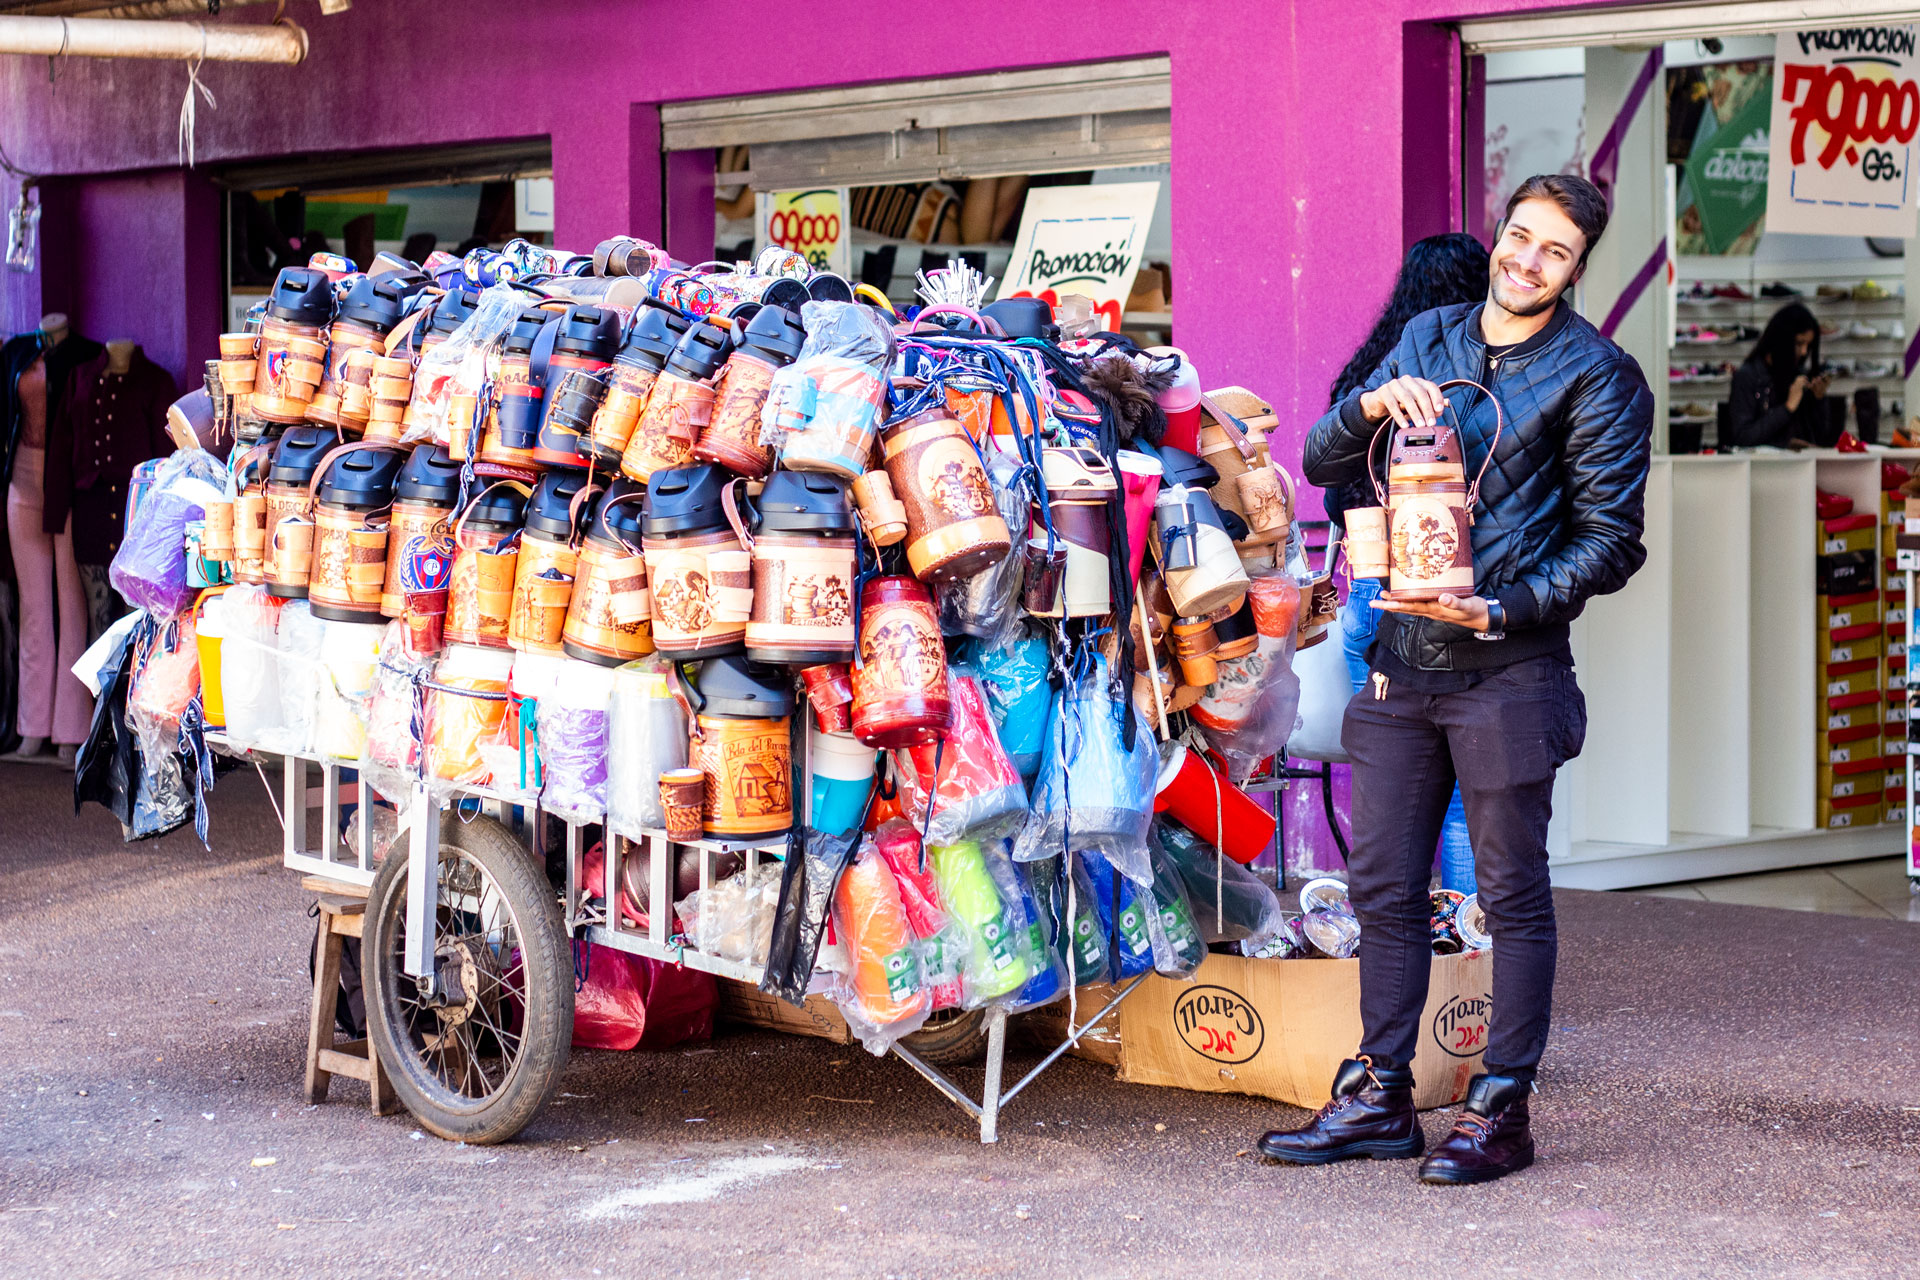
[888,672,1026,845]
[110,448,226,620]
[1154,819,1286,953]
[871,819,964,1011]
[537,658,615,825]
[606,658,689,838]
[1014,653,1156,884]
[967,627,1053,785]
[827,838,934,1055]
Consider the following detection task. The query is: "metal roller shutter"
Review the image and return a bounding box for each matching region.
[1462,0,1920,55]
[661,57,1170,188]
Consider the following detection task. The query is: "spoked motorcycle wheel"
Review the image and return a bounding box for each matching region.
[364,816,572,1144]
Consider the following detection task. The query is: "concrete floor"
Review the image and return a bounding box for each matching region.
[1632,857,1920,922]
[3,763,1920,1279]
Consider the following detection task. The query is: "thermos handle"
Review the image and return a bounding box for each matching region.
[565,480,605,549]
[302,438,385,508]
[1432,378,1506,515]
[719,476,757,552]
[1195,392,1259,463]
[597,490,649,558]
[450,478,532,545]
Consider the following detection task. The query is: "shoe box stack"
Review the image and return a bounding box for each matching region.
[1818,486,1886,829]
[1884,463,1912,829]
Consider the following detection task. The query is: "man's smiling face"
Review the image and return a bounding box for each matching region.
[1489,198,1588,319]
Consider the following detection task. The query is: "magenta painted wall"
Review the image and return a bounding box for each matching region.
[0,0,1587,453]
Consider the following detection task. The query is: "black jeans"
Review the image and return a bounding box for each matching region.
[1342,655,1587,1080]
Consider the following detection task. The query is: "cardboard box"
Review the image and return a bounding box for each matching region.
[1818,791,1883,828]
[1820,722,1881,765]
[1821,625,1883,665]
[1819,762,1887,799]
[713,979,855,1044]
[1825,590,1881,630]
[1824,702,1881,732]
[1020,982,1125,1067]
[1117,951,1489,1112]
[1818,550,1877,595]
[1822,514,1879,556]
[1826,658,1881,698]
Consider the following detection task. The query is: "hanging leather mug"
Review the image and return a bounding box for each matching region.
[445,480,530,649]
[562,479,656,667]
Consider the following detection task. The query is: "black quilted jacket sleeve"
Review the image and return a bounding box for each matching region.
[1501,351,1653,630]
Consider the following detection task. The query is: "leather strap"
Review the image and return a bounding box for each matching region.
[719,475,756,551]
[1196,392,1258,462]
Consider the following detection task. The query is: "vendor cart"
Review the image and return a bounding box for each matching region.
[259,741,1148,1146]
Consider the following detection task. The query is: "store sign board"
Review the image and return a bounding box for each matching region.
[755,188,850,277]
[1686,75,1772,256]
[996,181,1160,330]
[1767,26,1920,238]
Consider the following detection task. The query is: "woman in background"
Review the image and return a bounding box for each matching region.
[1727,302,1828,447]
[1328,231,1489,894]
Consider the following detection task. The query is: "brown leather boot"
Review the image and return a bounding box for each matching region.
[1256,1058,1424,1165]
[1419,1073,1534,1185]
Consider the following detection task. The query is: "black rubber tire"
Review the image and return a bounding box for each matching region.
[897,1006,988,1067]
[364,815,572,1144]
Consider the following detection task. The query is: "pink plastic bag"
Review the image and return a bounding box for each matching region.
[571,942,718,1051]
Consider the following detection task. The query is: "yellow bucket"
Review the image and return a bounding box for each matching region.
[194,586,231,729]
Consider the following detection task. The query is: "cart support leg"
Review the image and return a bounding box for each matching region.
[979,1004,1009,1144]
[404,787,440,989]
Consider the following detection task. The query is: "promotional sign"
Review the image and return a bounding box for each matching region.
[1768,26,1920,238]
[996,181,1161,331]
[756,188,851,277]
[1681,67,1772,255]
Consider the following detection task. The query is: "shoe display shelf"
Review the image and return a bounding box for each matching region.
[1549,449,1920,889]
[1669,259,1912,450]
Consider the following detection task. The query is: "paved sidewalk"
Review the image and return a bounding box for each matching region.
[2,764,1917,1279]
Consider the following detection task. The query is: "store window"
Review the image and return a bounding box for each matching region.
[216,138,552,331]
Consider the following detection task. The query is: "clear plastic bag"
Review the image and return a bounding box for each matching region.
[1193,573,1304,782]
[967,627,1053,785]
[888,673,1026,845]
[1080,850,1153,981]
[1153,819,1286,953]
[763,301,895,477]
[761,825,859,1006]
[936,448,1028,642]
[314,619,385,762]
[423,645,517,796]
[274,601,326,755]
[403,283,527,448]
[1005,851,1067,1012]
[110,448,226,620]
[537,658,616,825]
[1013,653,1156,884]
[606,658,689,838]
[827,838,934,1055]
[872,820,963,1011]
[1027,855,1109,988]
[124,613,200,841]
[218,585,285,752]
[676,862,781,967]
[926,837,1034,1007]
[1141,835,1207,979]
[361,621,429,800]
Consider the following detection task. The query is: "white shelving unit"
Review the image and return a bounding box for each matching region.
[1549,449,1918,889]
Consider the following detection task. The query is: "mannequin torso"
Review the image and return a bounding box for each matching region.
[14,314,70,454]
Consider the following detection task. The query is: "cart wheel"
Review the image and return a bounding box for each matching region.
[364,815,572,1144]
[897,1007,987,1067]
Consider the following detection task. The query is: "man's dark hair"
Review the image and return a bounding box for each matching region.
[1503,174,1609,266]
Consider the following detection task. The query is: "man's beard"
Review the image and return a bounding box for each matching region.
[1491,269,1562,318]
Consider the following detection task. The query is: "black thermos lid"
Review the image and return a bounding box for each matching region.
[315,446,407,510]
[754,471,853,536]
[694,653,796,718]
[663,321,729,382]
[393,444,464,507]
[553,305,621,360]
[642,464,732,538]
[267,424,336,484]
[523,470,597,540]
[266,267,336,327]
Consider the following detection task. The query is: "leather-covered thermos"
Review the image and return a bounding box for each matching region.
[309,272,425,431]
[263,425,334,598]
[1029,446,1119,618]
[585,301,688,468]
[745,471,857,665]
[509,470,595,656]
[1376,379,1502,603]
[879,407,1011,584]
[251,268,334,425]
[562,478,655,667]
[532,304,619,469]
[619,321,728,483]
[641,464,753,660]
[381,444,463,618]
[445,482,528,649]
[1150,444,1249,617]
[694,305,804,479]
[230,434,279,585]
[850,574,950,749]
[309,444,406,622]
[476,306,554,474]
[689,654,795,840]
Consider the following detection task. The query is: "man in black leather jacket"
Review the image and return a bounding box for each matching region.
[1257,175,1653,1185]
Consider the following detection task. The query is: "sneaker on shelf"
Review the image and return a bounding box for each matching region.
[1856,359,1895,378]
[1891,321,1907,341]
[1827,357,1857,375]
[1681,281,1718,303]
[1854,280,1891,300]
[1848,321,1880,339]
[1682,401,1713,419]
[1737,324,1761,341]
[1821,321,1843,337]
[1712,282,1752,300]
[1817,283,1852,299]
[1668,365,1691,382]
[1761,281,1802,298]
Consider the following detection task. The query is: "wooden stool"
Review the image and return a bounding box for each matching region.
[305,877,400,1115]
